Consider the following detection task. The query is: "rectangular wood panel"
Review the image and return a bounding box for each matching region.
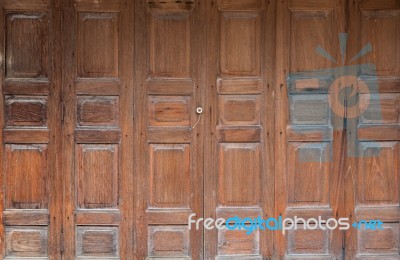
[290,10,333,73]
[218,229,260,256]
[77,12,119,78]
[77,96,119,127]
[220,12,260,76]
[5,96,48,127]
[219,95,260,125]
[287,227,329,255]
[148,96,191,127]
[218,143,260,206]
[6,13,49,79]
[5,226,48,258]
[150,14,190,78]
[5,145,48,209]
[76,226,119,258]
[360,11,400,76]
[148,226,190,257]
[76,144,119,209]
[358,142,398,205]
[149,144,190,208]
[287,142,330,206]
[289,94,330,125]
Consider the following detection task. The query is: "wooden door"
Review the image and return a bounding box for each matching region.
[1,0,399,259]
[275,0,347,258]
[345,0,400,259]
[133,0,206,259]
[204,0,275,259]
[62,0,134,259]
[0,0,62,259]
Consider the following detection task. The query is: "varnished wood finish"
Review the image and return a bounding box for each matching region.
[0,0,398,259]
[0,0,62,259]
[62,0,134,259]
[205,0,275,258]
[345,1,400,259]
[275,0,347,258]
[134,0,205,259]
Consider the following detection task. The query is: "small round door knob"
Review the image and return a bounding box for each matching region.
[196,107,203,114]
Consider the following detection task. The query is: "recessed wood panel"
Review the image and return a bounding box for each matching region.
[147,0,194,11]
[76,227,119,257]
[148,226,189,257]
[220,12,260,76]
[358,223,399,255]
[288,142,330,205]
[218,0,264,11]
[149,144,190,208]
[289,94,330,125]
[219,95,260,125]
[358,142,399,204]
[218,228,260,256]
[361,12,400,76]
[77,96,119,127]
[290,11,333,73]
[73,0,122,11]
[76,144,119,209]
[218,143,260,206]
[5,145,48,209]
[6,13,49,78]
[289,0,334,10]
[288,227,329,255]
[5,227,48,257]
[150,14,190,78]
[77,13,119,78]
[5,96,48,127]
[148,96,191,127]
[360,93,400,125]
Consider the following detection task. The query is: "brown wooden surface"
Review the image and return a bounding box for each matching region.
[0,0,63,259]
[0,0,398,259]
[345,1,400,259]
[134,0,206,258]
[62,0,134,259]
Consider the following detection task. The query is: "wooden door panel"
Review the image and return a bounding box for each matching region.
[62,0,134,259]
[0,0,62,259]
[5,13,49,79]
[346,1,400,259]
[275,0,346,258]
[134,1,205,259]
[205,0,275,258]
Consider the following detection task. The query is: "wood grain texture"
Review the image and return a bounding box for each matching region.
[62,0,133,258]
[205,0,275,258]
[135,0,205,258]
[3,210,49,226]
[0,0,62,258]
[276,0,345,258]
[218,0,264,11]
[0,0,398,258]
[346,1,400,258]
